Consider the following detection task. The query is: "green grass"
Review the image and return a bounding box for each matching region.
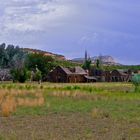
[0,135,4,140]
[1,82,140,120]
[14,94,140,120]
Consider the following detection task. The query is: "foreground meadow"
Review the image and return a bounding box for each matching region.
[0,82,140,140]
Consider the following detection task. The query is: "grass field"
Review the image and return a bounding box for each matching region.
[0,82,140,140]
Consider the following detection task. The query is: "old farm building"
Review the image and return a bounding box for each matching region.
[47,66,133,83]
[48,66,90,83]
[91,69,132,82]
[110,69,131,82]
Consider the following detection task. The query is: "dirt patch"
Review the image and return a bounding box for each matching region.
[0,113,140,140]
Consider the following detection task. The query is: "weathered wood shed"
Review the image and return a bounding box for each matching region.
[91,69,106,82]
[102,71,111,82]
[47,66,87,83]
[90,69,131,82]
[111,70,130,82]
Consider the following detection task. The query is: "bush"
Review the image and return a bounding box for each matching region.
[11,67,29,83]
[34,70,42,82]
[132,74,140,92]
[25,53,55,80]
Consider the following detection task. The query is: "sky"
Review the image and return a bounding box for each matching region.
[0,0,140,65]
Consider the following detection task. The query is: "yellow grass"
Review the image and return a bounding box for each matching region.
[1,96,17,117]
[17,97,44,107]
[0,89,45,117]
[91,108,110,119]
[51,91,87,98]
[49,91,109,102]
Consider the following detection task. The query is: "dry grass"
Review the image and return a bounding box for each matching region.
[49,91,108,101]
[91,108,110,119]
[1,96,17,117]
[17,97,44,107]
[0,89,45,117]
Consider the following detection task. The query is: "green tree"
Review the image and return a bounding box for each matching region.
[0,43,6,67]
[11,67,29,83]
[25,53,55,80]
[82,58,92,70]
[34,68,42,84]
[132,74,140,92]
[0,43,27,69]
[96,59,100,69]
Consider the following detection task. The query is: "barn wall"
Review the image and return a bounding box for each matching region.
[47,67,68,82]
[111,70,128,82]
[68,75,86,83]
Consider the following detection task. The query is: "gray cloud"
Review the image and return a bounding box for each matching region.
[0,0,140,64]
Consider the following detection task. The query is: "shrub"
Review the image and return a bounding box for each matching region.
[25,53,55,80]
[11,67,29,83]
[34,70,42,82]
[132,74,140,92]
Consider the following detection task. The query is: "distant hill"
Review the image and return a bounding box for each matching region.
[72,55,121,66]
[22,48,66,61]
[22,48,121,65]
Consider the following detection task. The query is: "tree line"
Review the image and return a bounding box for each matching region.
[1,43,140,84]
[0,43,26,69]
[0,43,78,83]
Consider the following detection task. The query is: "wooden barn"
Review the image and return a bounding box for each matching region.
[103,71,111,82]
[91,69,105,82]
[110,70,131,82]
[47,66,87,83]
[90,69,132,82]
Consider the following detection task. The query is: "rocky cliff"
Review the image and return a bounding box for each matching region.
[23,48,66,61]
[72,55,120,65]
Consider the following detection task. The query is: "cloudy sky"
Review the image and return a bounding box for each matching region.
[0,0,140,64]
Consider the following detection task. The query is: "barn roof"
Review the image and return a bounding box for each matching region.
[117,69,129,73]
[59,66,87,75]
[59,66,73,75]
[74,66,87,75]
[119,72,128,76]
[84,75,97,80]
[112,69,128,76]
